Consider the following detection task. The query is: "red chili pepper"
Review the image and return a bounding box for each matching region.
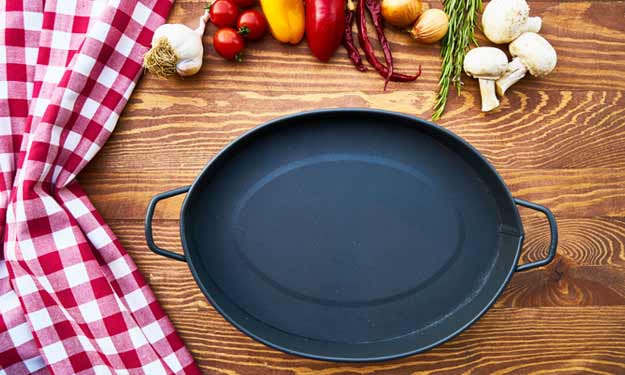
[356,0,421,85]
[305,0,345,62]
[343,6,367,72]
[364,0,393,89]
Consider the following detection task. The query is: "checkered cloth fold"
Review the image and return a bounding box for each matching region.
[0,1,200,374]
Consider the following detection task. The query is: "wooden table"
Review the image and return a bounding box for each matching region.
[79,0,625,373]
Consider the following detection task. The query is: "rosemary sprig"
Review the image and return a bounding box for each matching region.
[432,0,482,120]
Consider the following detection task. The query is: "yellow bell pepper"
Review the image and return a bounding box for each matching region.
[260,0,305,44]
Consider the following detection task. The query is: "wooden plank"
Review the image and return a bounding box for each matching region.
[76,0,625,372]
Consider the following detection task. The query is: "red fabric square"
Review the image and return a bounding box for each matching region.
[103,312,127,336]
[119,350,141,368]
[69,351,91,373]
[8,98,29,117]
[56,288,78,307]
[102,89,123,111]
[4,29,25,46]
[6,63,27,81]
[53,320,76,340]
[39,251,64,274]
[90,277,112,299]
[27,216,52,238]
[71,16,89,34]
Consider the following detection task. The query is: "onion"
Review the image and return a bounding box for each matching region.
[381,0,423,27]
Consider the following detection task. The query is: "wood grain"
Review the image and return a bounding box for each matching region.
[78,0,625,373]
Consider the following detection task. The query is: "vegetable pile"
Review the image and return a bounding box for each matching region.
[143,0,556,119]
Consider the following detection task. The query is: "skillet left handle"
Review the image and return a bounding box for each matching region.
[514,198,558,272]
[145,186,190,262]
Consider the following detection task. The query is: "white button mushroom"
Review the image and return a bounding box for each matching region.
[496,32,557,96]
[482,0,541,44]
[463,47,509,112]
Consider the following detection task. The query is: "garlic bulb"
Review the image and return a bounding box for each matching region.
[381,0,423,27]
[410,9,449,44]
[143,11,209,77]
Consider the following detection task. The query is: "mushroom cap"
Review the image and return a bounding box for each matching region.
[463,47,509,79]
[509,32,557,77]
[482,0,530,44]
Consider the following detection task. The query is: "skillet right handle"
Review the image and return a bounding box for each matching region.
[145,186,190,262]
[514,198,558,272]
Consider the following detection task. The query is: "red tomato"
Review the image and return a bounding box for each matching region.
[237,10,267,40]
[210,0,239,28]
[233,0,255,8]
[213,27,245,61]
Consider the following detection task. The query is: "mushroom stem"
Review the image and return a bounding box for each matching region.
[478,79,500,112]
[523,16,542,33]
[495,58,528,96]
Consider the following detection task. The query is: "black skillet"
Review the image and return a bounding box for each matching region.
[145,109,557,362]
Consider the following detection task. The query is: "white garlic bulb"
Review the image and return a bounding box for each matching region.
[144,11,209,77]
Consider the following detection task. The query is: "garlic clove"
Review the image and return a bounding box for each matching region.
[410,9,449,44]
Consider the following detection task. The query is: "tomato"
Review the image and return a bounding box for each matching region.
[233,0,256,8]
[210,0,239,28]
[237,10,267,40]
[213,27,245,61]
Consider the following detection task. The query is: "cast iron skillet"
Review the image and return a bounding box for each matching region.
[145,109,557,362]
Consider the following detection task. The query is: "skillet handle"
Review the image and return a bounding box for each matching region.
[514,198,558,272]
[145,186,190,262]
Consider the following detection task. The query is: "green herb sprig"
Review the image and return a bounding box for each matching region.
[432,0,482,120]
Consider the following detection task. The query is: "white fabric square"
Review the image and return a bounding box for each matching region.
[74,53,97,77]
[91,21,111,42]
[142,360,167,375]
[0,45,5,64]
[52,165,63,182]
[15,275,37,295]
[60,88,79,111]
[77,334,95,351]
[104,110,119,132]
[49,125,62,146]
[116,34,134,57]
[0,260,8,279]
[93,365,113,375]
[56,0,77,15]
[84,142,101,160]
[28,308,54,330]
[95,337,117,355]
[50,31,72,51]
[63,130,82,151]
[87,227,112,248]
[143,321,165,343]
[65,198,90,218]
[52,226,76,250]
[33,98,50,117]
[124,288,148,312]
[164,353,183,373]
[81,97,99,119]
[8,322,32,346]
[37,275,54,293]
[78,300,102,323]
[24,356,46,373]
[0,81,8,100]
[41,195,62,215]
[25,47,38,66]
[108,257,132,279]
[0,117,10,135]
[128,326,147,348]
[98,65,117,88]
[22,11,43,30]
[63,262,89,287]
[131,2,151,25]
[43,66,65,84]
[19,239,36,260]
[115,370,129,375]
[42,341,68,364]
[0,290,20,313]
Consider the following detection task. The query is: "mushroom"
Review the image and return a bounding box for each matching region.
[496,32,557,96]
[463,47,509,112]
[482,0,541,44]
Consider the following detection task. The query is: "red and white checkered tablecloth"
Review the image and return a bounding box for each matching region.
[0,0,201,374]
